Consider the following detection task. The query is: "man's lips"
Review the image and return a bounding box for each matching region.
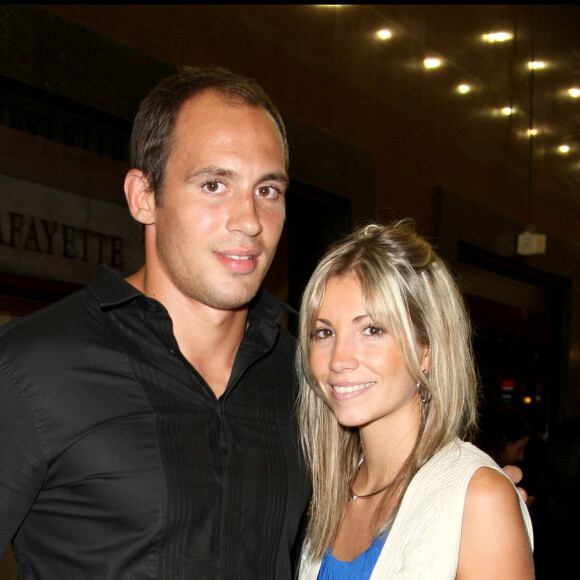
[222,254,254,261]
[215,250,260,273]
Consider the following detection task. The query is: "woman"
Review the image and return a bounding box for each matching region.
[297,221,534,579]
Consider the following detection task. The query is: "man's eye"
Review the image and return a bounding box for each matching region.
[203,180,226,194]
[256,186,279,199]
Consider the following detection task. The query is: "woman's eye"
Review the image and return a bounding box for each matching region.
[203,180,226,194]
[311,328,333,340]
[362,325,383,337]
[256,185,279,199]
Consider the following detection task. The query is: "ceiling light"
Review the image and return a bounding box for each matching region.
[483,32,513,43]
[558,145,570,154]
[569,88,580,98]
[457,84,471,94]
[423,57,442,69]
[527,128,538,136]
[501,107,514,116]
[528,61,546,70]
[377,29,392,40]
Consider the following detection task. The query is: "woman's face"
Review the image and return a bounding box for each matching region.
[309,273,428,430]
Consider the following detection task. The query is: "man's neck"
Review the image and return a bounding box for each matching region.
[127,267,249,398]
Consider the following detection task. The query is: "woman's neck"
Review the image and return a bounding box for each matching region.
[357,404,421,490]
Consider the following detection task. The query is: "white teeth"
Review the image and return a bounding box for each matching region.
[225,255,253,260]
[332,382,374,394]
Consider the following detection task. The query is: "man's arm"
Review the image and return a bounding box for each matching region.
[0,362,46,552]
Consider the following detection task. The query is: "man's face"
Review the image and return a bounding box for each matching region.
[151,91,288,311]
[499,435,530,466]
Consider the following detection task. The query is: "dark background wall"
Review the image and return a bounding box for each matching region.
[1,6,579,576]
[1,5,579,426]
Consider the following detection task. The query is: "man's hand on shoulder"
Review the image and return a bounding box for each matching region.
[501,465,529,505]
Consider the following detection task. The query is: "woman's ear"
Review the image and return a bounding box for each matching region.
[124,169,156,225]
[421,345,431,374]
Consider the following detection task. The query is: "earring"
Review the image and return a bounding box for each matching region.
[417,379,430,405]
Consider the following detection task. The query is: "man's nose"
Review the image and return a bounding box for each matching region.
[226,191,262,237]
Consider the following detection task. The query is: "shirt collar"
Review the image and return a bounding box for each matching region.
[87,265,141,308]
[88,265,295,325]
[248,287,296,327]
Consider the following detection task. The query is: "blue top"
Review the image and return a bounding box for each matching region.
[317,532,388,579]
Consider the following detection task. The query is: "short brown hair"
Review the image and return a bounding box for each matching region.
[130,66,289,204]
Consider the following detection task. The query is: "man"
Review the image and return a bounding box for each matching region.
[0,66,529,580]
[0,67,310,579]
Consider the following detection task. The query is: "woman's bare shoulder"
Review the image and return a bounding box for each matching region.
[457,467,534,580]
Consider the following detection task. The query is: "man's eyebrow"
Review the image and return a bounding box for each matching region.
[190,166,238,179]
[261,172,289,187]
[189,167,289,187]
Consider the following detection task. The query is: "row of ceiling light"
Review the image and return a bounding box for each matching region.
[374,27,579,157]
[318,7,577,160]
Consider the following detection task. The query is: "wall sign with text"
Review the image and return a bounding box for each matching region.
[0,174,144,285]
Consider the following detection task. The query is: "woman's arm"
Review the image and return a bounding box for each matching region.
[457,467,534,579]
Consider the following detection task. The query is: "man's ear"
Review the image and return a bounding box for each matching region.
[125,169,156,225]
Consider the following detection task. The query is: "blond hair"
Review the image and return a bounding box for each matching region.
[297,220,478,560]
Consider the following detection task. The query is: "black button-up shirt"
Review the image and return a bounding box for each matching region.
[0,266,310,579]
